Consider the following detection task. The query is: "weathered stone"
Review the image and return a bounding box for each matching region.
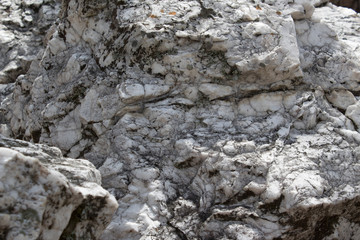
[326,89,357,111]
[346,102,360,129]
[199,83,234,100]
[2,0,360,239]
[0,135,118,240]
[0,0,60,85]
[330,0,360,12]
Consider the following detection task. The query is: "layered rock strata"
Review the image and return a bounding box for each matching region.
[2,0,360,239]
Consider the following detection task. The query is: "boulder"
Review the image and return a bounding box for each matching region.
[0,135,118,240]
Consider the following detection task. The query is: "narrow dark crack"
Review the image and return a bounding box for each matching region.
[167,221,189,240]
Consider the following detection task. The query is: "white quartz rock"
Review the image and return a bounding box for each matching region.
[23,0,44,8]
[346,103,360,129]
[49,108,82,151]
[251,93,283,113]
[48,34,67,55]
[79,89,103,124]
[244,181,266,195]
[199,83,234,100]
[41,102,72,120]
[326,90,357,111]
[242,22,277,38]
[0,29,15,45]
[144,84,170,99]
[3,0,360,239]
[151,62,167,75]
[0,136,118,240]
[118,83,145,103]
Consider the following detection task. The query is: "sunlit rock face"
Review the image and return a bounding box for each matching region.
[2,0,360,239]
[0,135,118,240]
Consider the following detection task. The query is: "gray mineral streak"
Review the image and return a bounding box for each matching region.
[1,0,360,239]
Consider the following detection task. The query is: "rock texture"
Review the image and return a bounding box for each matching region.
[330,0,360,12]
[2,0,360,239]
[0,135,118,240]
[0,0,61,131]
[0,0,60,84]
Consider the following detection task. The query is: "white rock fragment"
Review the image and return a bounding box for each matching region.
[174,138,206,167]
[0,29,15,44]
[100,51,114,67]
[249,93,283,113]
[262,180,282,203]
[199,83,234,100]
[0,136,118,240]
[346,102,360,129]
[244,181,266,195]
[56,54,81,85]
[184,86,199,101]
[82,29,102,46]
[144,84,170,98]
[118,83,145,103]
[132,168,160,181]
[92,122,107,136]
[243,22,277,38]
[239,4,259,21]
[238,99,257,116]
[225,224,264,240]
[222,141,238,156]
[50,109,82,151]
[290,1,315,19]
[151,62,167,75]
[282,171,327,209]
[326,90,357,111]
[48,35,66,55]
[79,89,103,123]
[41,102,70,120]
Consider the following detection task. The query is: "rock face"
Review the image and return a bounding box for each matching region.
[0,0,60,84]
[0,135,118,240]
[330,0,360,12]
[2,0,360,239]
[0,0,61,129]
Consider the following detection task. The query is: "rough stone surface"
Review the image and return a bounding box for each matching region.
[2,0,360,239]
[330,0,360,12]
[0,0,60,84]
[0,135,118,240]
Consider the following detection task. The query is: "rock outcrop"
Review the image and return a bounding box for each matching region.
[0,135,118,240]
[330,0,360,12]
[0,0,60,84]
[0,0,61,129]
[2,0,360,239]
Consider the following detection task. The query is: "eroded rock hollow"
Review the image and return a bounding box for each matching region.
[1,0,360,239]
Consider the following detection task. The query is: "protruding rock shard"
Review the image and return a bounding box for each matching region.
[0,135,118,240]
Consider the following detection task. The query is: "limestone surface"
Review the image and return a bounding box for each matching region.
[0,135,118,240]
[2,0,360,239]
